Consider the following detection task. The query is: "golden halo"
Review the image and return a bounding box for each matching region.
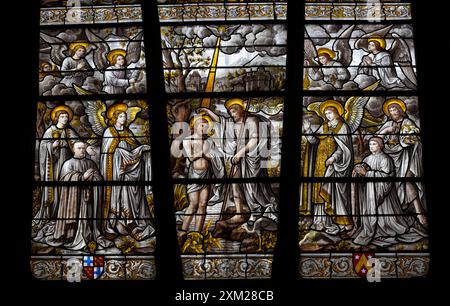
[107,103,128,119]
[319,100,344,117]
[69,41,89,52]
[190,115,213,131]
[107,49,127,64]
[51,105,73,123]
[368,35,386,49]
[317,48,336,59]
[224,98,246,110]
[383,98,406,116]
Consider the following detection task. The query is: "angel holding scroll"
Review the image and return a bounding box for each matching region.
[75,85,154,241]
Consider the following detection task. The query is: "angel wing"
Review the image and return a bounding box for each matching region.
[40,32,69,67]
[355,25,393,51]
[73,84,107,136]
[343,80,381,133]
[126,31,144,65]
[333,25,355,67]
[84,29,110,72]
[127,106,142,126]
[360,111,385,130]
[390,32,417,88]
[305,101,322,118]
[85,100,108,137]
[304,30,318,66]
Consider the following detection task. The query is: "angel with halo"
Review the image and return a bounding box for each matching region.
[356,25,417,90]
[304,25,354,89]
[84,29,144,94]
[39,32,95,88]
[40,28,144,93]
[75,85,154,241]
[300,81,380,235]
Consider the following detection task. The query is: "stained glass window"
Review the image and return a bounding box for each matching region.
[299,0,428,279]
[160,0,287,278]
[30,0,430,284]
[32,0,156,280]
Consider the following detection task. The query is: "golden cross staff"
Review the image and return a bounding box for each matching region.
[200,36,221,108]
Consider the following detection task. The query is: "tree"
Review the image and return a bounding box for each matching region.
[161,26,211,92]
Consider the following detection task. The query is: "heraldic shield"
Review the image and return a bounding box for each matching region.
[352,253,375,278]
[83,255,104,280]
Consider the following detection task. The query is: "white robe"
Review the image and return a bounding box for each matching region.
[60,57,94,88]
[33,157,112,251]
[353,152,426,246]
[102,66,136,94]
[358,51,405,89]
[212,115,279,230]
[100,127,154,240]
[376,117,424,209]
[34,125,79,227]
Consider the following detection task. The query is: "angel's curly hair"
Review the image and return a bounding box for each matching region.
[370,40,384,51]
[323,106,341,120]
[107,110,127,127]
[52,110,69,125]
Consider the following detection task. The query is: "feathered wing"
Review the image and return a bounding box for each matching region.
[73,84,107,136]
[344,80,381,133]
[127,106,142,126]
[126,31,144,65]
[40,32,69,67]
[360,111,385,130]
[333,25,355,67]
[390,32,417,88]
[85,100,108,137]
[305,101,322,118]
[304,30,318,66]
[354,25,393,51]
[84,29,110,71]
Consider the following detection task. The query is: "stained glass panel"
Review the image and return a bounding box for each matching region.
[33,0,156,281]
[303,24,416,91]
[157,0,287,22]
[39,27,146,95]
[299,0,429,280]
[40,1,143,25]
[301,95,422,177]
[30,0,432,285]
[175,183,279,279]
[305,0,412,21]
[161,24,287,93]
[168,97,283,179]
[158,0,286,280]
